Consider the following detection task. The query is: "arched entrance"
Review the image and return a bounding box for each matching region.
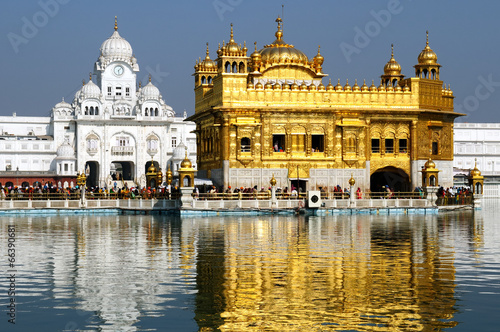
[85,161,100,188]
[110,161,134,181]
[370,167,410,194]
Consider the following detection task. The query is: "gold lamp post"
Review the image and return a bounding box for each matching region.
[270,173,277,208]
[348,173,355,206]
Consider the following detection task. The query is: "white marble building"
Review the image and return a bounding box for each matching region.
[0,20,196,189]
[454,123,500,196]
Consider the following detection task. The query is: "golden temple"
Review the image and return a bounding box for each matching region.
[188,18,463,192]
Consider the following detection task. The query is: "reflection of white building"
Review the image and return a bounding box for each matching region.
[454,123,500,197]
[0,19,195,189]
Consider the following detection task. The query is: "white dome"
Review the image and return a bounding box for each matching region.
[56,142,76,158]
[81,80,101,98]
[74,87,82,101]
[100,30,133,59]
[142,81,160,99]
[54,98,72,109]
[172,141,187,160]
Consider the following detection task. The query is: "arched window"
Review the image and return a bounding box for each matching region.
[239,62,245,73]
[183,175,190,187]
[207,76,212,84]
[21,181,29,188]
[201,76,206,84]
[145,108,149,116]
[232,62,238,73]
[155,108,159,116]
[90,106,94,115]
[241,137,251,152]
[225,61,231,73]
[95,106,99,115]
[85,106,89,115]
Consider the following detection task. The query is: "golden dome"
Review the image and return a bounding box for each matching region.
[202,43,215,68]
[258,17,309,66]
[148,162,157,174]
[352,79,360,92]
[313,45,324,66]
[335,79,343,91]
[344,79,352,92]
[195,43,216,72]
[264,82,273,89]
[348,173,356,186]
[250,41,262,70]
[378,80,386,92]
[255,82,263,89]
[369,80,378,92]
[326,79,334,91]
[217,24,247,57]
[318,82,326,91]
[361,79,368,92]
[384,44,402,75]
[270,173,277,187]
[470,159,482,177]
[226,24,240,53]
[308,83,317,91]
[424,157,436,169]
[180,150,192,169]
[418,31,438,64]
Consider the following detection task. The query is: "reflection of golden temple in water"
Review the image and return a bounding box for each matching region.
[192,215,475,331]
[0,212,484,331]
[189,17,463,193]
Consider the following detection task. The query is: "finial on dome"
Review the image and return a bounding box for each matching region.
[148,74,152,83]
[426,30,429,46]
[230,23,234,42]
[254,41,257,51]
[275,16,283,41]
[205,42,210,58]
[114,16,118,31]
[391,43,394,57]
[139,81,142,88]
[89,72,92,81]
[82,79,85,86]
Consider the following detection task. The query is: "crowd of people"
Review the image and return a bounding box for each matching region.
[0,182,181,200]
[0,181,475,205]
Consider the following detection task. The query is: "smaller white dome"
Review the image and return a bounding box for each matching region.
[56,142,76,158]
[142,81,160,100]
[81,80,101,98]
[54,98,72,109]
[100,30,133,59]
[172,141,187,160]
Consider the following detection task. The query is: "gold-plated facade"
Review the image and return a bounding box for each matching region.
[189,19,463,191]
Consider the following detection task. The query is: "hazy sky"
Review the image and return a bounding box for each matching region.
[1,0,499,122]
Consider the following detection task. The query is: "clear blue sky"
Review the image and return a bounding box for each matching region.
[1,0,499,122]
